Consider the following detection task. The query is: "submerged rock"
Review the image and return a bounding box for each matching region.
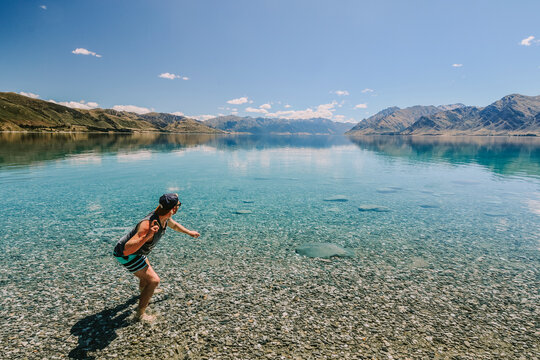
[376,187,399,194]
[323,195,348,202]
[358,204,390,212]
[295,243,354,259]
[234,210,252,215]
[419,204,440,209]
[484,212,506,217]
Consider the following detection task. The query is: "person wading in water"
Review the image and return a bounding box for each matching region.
[113,193,200,321]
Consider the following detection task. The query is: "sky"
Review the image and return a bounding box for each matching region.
[1,0,539,122]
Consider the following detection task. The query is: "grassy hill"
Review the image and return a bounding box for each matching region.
[0,92,224,133]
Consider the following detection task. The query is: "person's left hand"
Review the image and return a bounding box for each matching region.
[189,230,200,238]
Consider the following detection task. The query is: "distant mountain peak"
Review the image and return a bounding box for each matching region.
[347,94,540,136]
[204,115,352,134]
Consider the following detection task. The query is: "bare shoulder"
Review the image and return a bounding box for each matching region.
[137,220,151,232]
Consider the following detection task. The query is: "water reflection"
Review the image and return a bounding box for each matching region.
[348,135,540,178]
[0,133,350,167]
[1,132,539,178]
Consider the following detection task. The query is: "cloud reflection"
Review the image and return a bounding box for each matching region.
[116,150,152,162]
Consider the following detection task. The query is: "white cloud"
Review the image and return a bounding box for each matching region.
[158,73,189,80]
[520,35,536,46]
[332,115,356,123]
[361,88,374,93]
[260,103,271,110]
[172,111,184,116]
[40,5,47,10]
[284,104,291,108]
[192,114,216,121]
[452,63,463,67]
[263,101,337,120]
[227,97,249,105]
[112,105,151,114]
[48,99,99,110]
[72,48,102,58]
[354,103,368,109]
[19,91,40,99]
[159,72,180,80]
[246,107,269,114]
[231,111,238,115]
[334,90,349,96]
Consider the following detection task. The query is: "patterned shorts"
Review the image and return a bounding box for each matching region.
[114,253,149,273]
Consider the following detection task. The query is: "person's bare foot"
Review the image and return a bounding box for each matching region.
[135,311,157,322]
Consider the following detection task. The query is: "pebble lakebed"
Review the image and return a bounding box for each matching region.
[2,207,538,360]
[1,135,539,359]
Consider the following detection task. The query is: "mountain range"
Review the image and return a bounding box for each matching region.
[2,91,539,136]
[347,94,540,136]
[204,115,351,135]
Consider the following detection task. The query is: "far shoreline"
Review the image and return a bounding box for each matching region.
[0,130,537,137]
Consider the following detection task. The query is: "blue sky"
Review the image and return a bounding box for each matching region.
[1,0,539,122]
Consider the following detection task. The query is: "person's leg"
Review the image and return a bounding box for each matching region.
[139,277,148,292]
[139,273,162,293]
[133,260,160,320]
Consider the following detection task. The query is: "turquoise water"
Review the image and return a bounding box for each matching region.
[1,133,539,358]
[1,134,538,255]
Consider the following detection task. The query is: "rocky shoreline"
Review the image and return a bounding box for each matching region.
[2,236,538,360]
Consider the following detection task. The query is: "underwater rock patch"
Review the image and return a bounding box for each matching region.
[376,187,399,194]
[323,195,348,202]
[419,204,440,209]
[295,243,354,259]
[358,204,390,212]
[484,212,506,217]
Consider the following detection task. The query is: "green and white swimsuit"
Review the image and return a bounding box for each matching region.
[113,210,168,273]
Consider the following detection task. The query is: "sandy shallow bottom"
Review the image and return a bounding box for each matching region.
[1,234,538,360]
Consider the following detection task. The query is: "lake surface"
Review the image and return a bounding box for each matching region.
[1,133,539,359]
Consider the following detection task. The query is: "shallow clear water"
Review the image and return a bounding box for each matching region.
[1,133,538,257]
[1,133,539,358]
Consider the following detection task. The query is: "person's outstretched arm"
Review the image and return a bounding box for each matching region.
[123,220,159,255]
[168,218,200,238]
